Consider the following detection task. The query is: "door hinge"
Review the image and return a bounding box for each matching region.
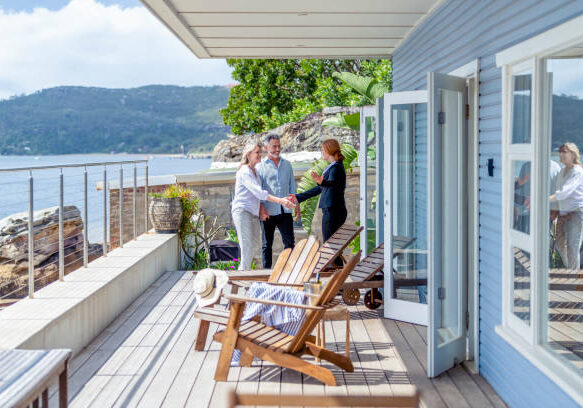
[438,112,446,124]
[438,287,446,300]
[465,103,470,119]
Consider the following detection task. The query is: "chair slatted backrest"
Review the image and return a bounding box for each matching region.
[348,243,384,283]
[286,252,361,354]
[314,223,363,271]
[268,236,320,286]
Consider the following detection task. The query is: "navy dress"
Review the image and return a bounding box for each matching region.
[296,160,347,242]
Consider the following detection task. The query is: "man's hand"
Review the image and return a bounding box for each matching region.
[287,193,298,205]
[279,197,295,210]
[310,171,323,185]
[259,204,269,221]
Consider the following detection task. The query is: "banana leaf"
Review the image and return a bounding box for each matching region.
[332,71,389,104]
[322,112,360,131]
[298,144,358,234]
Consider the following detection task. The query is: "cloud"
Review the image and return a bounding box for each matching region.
[0,0,233,99]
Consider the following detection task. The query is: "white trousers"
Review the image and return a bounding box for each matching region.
[232,209,260,271]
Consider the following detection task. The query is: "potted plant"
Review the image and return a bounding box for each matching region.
[149,184,185,233]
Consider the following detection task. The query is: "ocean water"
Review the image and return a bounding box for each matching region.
[0,154,212,242]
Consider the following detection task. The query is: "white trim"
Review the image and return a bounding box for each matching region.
[448,59,479,78]
[496,14,583,67]
[495,325,583,406]
[449,58,481,373]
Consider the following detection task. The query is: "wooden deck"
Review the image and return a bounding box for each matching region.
[49,270,506,407]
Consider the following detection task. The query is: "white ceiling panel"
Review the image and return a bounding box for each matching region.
[193,26,410,39]
[140,0,443,58]
[181,13,423,27]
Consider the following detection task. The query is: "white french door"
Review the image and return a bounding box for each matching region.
[427,72,469,377]
[383,90,429,326]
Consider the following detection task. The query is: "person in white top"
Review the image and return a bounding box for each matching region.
[232,142,295,270]
[550,142,583,271]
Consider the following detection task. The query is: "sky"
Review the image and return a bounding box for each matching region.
[0,0,233,99]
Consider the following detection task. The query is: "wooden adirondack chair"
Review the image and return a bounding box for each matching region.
[193,236,321,351]
[314,223,362,274]
[213,252,361,386]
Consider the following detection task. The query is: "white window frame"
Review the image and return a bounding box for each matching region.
[496,14,583,406]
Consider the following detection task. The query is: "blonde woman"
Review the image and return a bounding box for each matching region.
[232,142,295,270]
[550,142,583,271]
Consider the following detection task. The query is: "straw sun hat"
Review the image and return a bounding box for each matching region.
[193,269,229,307]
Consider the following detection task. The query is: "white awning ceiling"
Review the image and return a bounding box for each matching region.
[140,0,442,59]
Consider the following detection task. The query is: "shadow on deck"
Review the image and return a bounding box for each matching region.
[50,270,506,408]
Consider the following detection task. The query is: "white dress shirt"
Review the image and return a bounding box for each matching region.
[554,165,583,214]
[231,165,269,216]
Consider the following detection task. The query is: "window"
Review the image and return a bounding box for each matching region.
[497,15,583,403]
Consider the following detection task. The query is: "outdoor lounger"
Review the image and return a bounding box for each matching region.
[212,252,361,386]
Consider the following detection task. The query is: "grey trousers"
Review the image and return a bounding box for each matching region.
[232,208,260,271]
[555,208,583,271]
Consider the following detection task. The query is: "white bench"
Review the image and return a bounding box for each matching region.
[0,349,71,408]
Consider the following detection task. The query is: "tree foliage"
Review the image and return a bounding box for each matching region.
[220,59,392,135]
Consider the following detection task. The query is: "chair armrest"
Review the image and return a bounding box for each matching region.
[222,293,326,311]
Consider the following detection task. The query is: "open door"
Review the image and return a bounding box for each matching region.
[427,72,468,377]
[383,91,429,326]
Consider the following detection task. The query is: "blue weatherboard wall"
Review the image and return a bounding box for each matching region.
[391,1,583,407]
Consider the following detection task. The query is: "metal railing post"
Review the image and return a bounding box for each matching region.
[145,164,149,233]
[28,171,34,298]
[133,165,137,240]
[119,166,123,248]
[83,167,88,267]
[59,170,64,281]
[103,167,108,257]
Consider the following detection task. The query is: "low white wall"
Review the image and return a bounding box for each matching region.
[0,233,179,355]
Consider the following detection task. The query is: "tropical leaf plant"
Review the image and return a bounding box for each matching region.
[322,112,360,131]
[323,72,391,133]
[297,143,358,234]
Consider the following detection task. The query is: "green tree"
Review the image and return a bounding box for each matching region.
[220,59,391,135]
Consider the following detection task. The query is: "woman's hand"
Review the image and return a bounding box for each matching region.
[310,171,323,184]
[279,197,295,209]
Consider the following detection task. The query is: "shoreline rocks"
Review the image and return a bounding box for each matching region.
[0,206,102,298]
[212,107,359,163]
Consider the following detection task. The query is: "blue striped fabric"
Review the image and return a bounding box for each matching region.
[232,282,307,365]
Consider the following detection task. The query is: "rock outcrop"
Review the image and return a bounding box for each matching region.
[0,206,102,298]
[212,107,359,162]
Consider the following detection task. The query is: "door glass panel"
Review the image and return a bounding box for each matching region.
[513,247,531,324]
[512,73,532,144]
[365,115,377,254]
[437,89,463,345]
[544,54,583,373]
[512,160,531,234]
[391,103,428,304]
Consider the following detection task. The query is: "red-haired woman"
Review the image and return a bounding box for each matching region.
[289,139,347,244]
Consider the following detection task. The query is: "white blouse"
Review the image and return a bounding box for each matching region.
[231,165,269,216]
[554,165,583,214]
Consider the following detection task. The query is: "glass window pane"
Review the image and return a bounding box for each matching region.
[512,73,532,144]
[513,247,531,325]
[544,55,583,373]
[391,103,427,304]
[365,116,377,254]
[512,160,531,234]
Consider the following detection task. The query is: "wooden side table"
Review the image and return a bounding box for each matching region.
[315,305,350,362]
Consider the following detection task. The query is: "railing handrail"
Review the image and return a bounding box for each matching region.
[0,159,148,173]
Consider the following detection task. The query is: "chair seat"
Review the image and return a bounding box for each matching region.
[217,320,295,352]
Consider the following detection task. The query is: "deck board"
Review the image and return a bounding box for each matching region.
[63,270,505,407]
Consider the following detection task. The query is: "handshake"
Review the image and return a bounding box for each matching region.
[260,194,301,221]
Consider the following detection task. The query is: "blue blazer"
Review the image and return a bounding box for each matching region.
[296,160,346,209]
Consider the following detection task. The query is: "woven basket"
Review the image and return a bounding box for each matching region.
[149,196,183,233]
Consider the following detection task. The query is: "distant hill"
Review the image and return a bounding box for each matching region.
[0,85,230,155]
